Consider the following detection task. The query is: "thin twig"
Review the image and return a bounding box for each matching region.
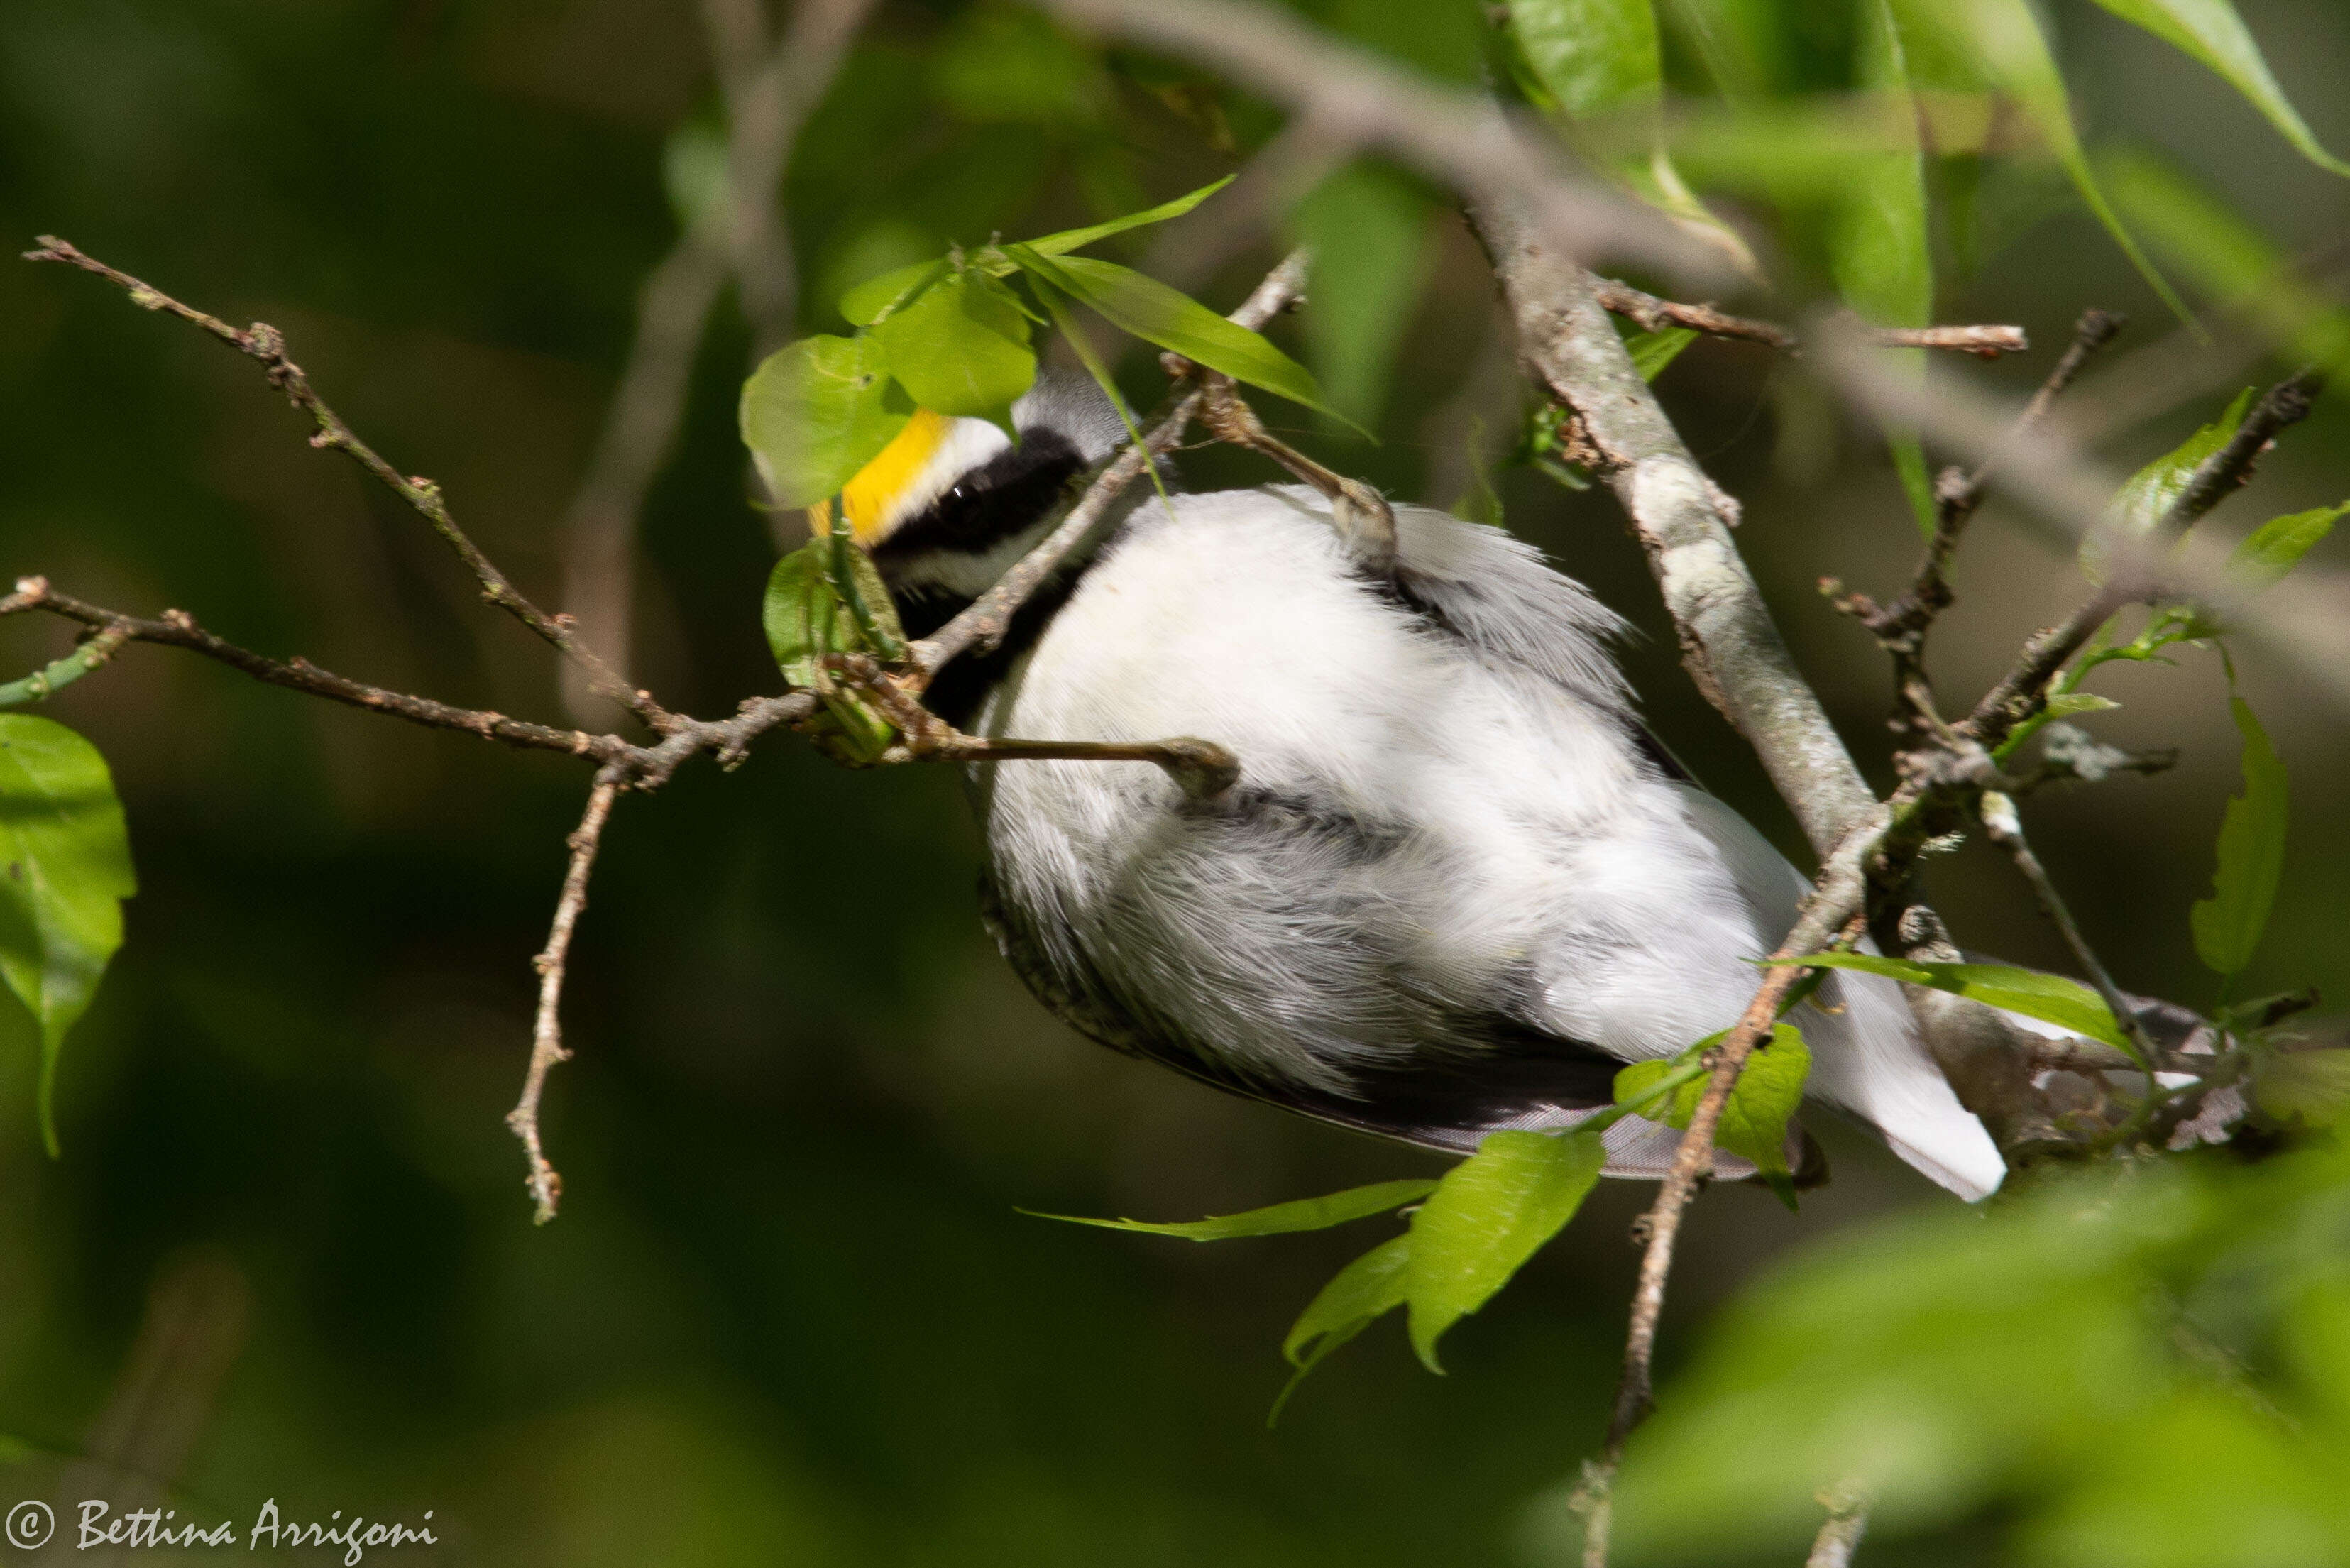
[1977,790,2158,1073]
[0,575,819,782]
[1962,368,2324,748]
[24,236,678,733]
[507,769,623,1224]
[1592,279,1795,349]
[907,247,1314,681]
[1806,1491,1871,1568]
[1845,319,2028,356]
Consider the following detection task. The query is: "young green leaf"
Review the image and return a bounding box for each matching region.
[1402,1129,1605,1372]
[1625,326,1698,381]
[1832,0,1937,538]
[1891,0,2190,323]
[1024,1178,1438,1241]
[1770,953,2131,1051]
[1004,246,1358,431]
[2251,1049,2350,1127]
[2081,388,2253,582]
[838,258,948,329]
[2229,503,2345,588]
[869,270,1036,434]
[0,716,136,1156]
[761,540,906,764]
[1615,1025,1811,1206]
[2086,0,2350,177]
[1273,1233,1414,1421]
[1508,0,1662,119]
[739,335,914,510]
[2191,696,2288,980]
[2045,691,2123,718]
[1020,175,1235,259]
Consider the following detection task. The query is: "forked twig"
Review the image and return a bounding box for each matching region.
[24,235,676,733]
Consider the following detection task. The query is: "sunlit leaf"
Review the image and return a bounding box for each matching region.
[761,540,906,764]
[0,716,135,1156]
[2046,692,2122,718]
[1615,1024,1811,1205]
[2086,0,2350,177]
[1833,0,1936,538]
[869,270,1036,434]
[2229,503,2344,588]
[2191,696,2288,980]
[739,335,915,509]
[1273,1232,1413,1421]
[1005,246,1355,429]
[1021,175,1234,258]
[1288,161,1436,429]
[1509,0,1661,118]
[1025,1178,1437,1241]
[1890,0,2190,323]
[2251,1050,2350,1127]
[2081,388,2252,582]
[1772,953,2129,1051]
[1402,1130,1604,1371]
[838,259,948,329]
[1626,325,1699,381]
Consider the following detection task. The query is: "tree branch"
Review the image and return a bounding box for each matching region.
[507,769,622,1224]
[24,236,678,733]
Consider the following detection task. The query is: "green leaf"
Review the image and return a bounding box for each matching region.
[1020,175,1235,259]
[2192,696,2288,979]
[1288,162,1437,429]
[1625,326,1698,381]
[1273,1233,1413,1421]
[2101,151,2350,372]
[0,716,135,1156]
[760,541,906,764]
[1402,1130,1605,1372]
[2229,503,2344,588]
[2251,1050,2350,1126]
[868,270,1036,433]
[1891,0,2190,324]
[660,121,730,236]
[1508,0,1661,119]
[1004,246,1359,432]
[1615,1025,1811,1206]
[2085,0,2350,177]
[838,259,948,329]
[1833,0,1937,539]
[2081,388,2252,582]
[739,335,915,510]
[1771,953,2131,1051]
[1025,1178,1437,1241]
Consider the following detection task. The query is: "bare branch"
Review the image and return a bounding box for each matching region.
[908,248,1314,681]
[1591,278,1796,349]
[1027,0,1719,283]
[23,236,678,733]
[0,575,820,784]
[507,769,623,1224]
[1470,197,1879,855]
[1846,319,2028,356]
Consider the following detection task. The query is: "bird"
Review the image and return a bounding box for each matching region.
[835,373,2008,1201]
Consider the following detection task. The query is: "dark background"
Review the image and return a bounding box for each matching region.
[1,0,2344,1561]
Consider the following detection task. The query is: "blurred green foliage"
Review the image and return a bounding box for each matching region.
[1,0,2347,1562]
